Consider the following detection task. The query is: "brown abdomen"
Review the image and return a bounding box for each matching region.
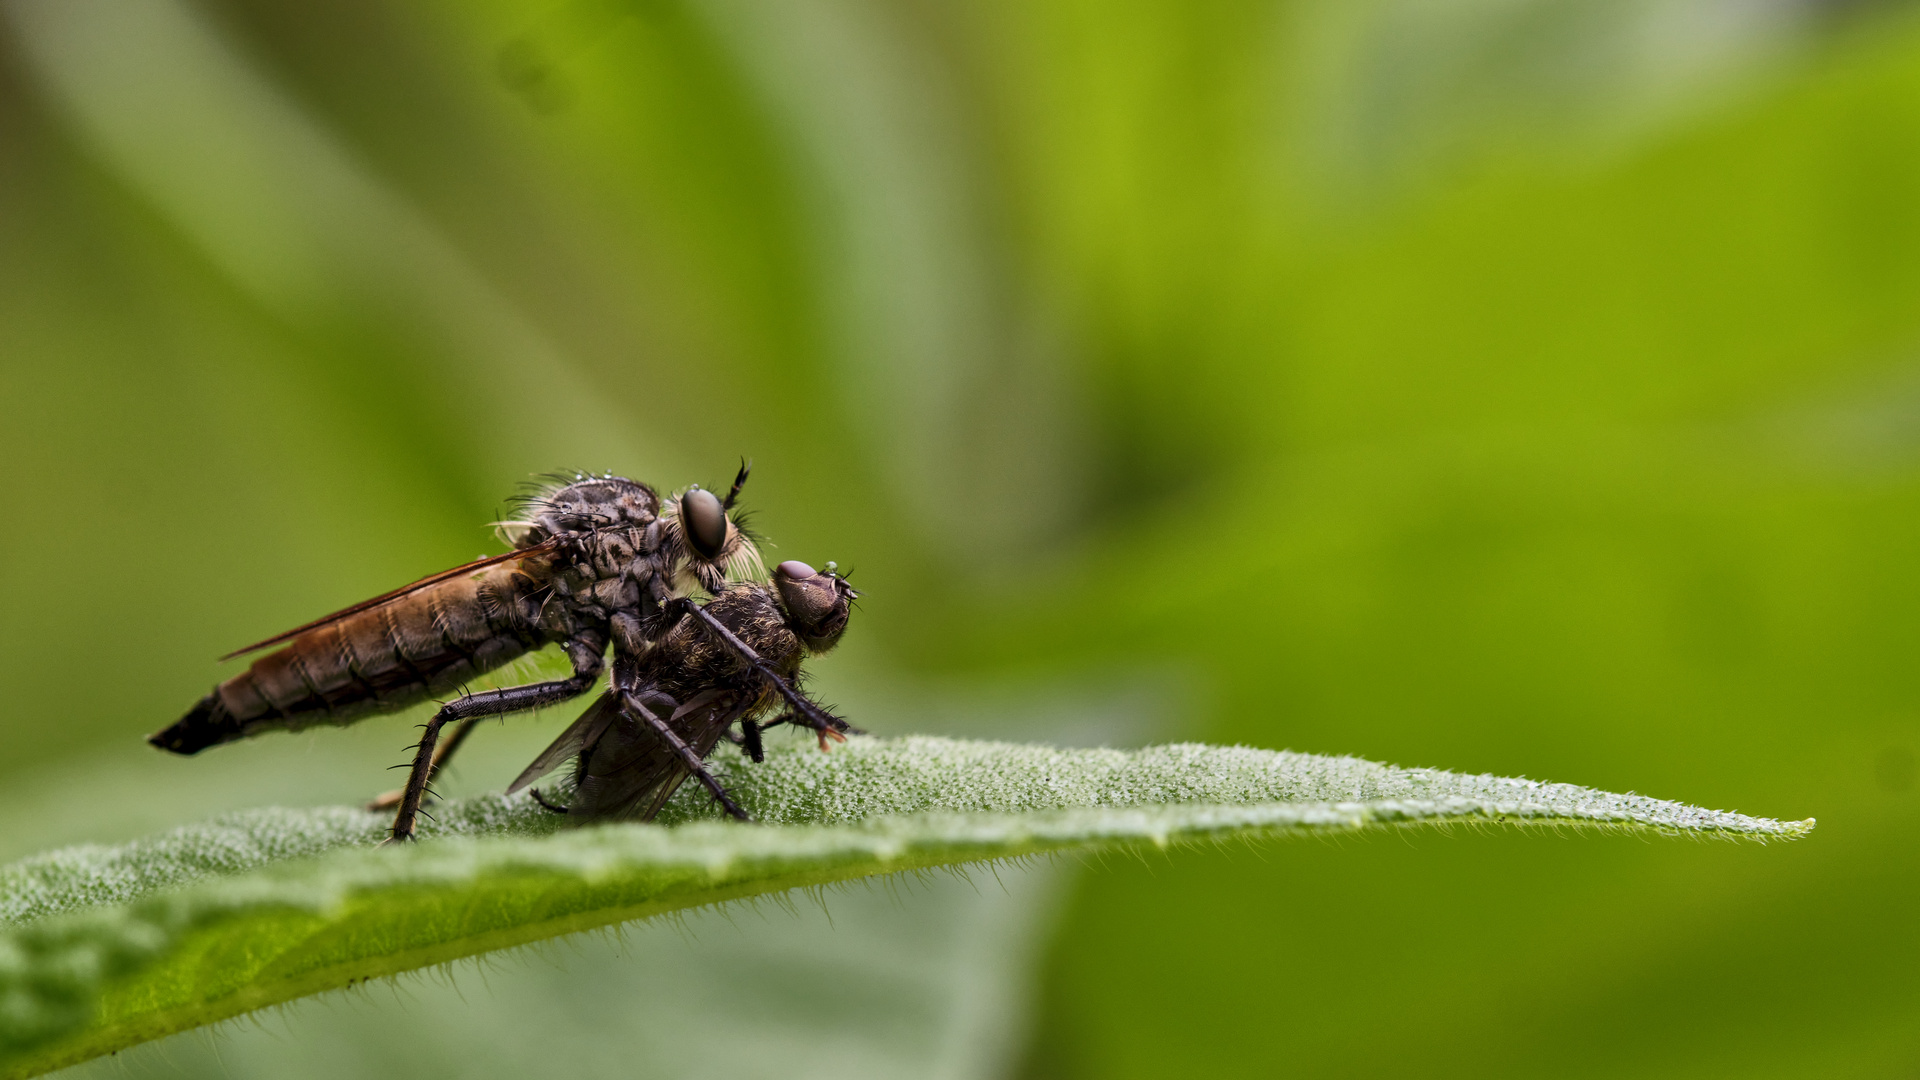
[152,561,555,754]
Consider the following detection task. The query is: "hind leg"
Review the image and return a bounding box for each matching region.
[365,717,481,812]
[389,674,598,842]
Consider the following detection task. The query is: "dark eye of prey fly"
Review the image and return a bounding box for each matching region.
[681,487,728,560]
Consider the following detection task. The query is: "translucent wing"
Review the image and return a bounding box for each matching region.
[220,539,560,660]
[569,690,748,822]
[507,690,621,796]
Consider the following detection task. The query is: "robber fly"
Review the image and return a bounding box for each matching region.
[150,465,855,840]
[507,561,856,822]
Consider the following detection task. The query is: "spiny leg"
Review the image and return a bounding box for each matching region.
[758,708,854,751]
[366,716,481,813]
[623,693,749,821]
[671,598,852,744]
[389,673,596,842]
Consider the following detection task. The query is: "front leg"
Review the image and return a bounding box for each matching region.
[668,597,853,744]
[758,706,858,751]
[389,672,597,842]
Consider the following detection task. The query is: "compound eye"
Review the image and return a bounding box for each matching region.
[680,488,728,560]
[775,558,850,650]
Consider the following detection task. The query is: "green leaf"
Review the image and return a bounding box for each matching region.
[0,735,1809,1078]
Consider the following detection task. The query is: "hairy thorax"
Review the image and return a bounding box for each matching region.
[639,586,802,706]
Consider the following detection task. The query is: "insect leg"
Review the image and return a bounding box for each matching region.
[623,693,750,821]
[739,718,765,763]
[389,673,597,842]
[365,717,481,812]
[670,598,853,743]
[436,715,482,766]
[758,707,860,751]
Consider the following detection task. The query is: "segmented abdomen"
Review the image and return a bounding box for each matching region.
[152,559,556,754]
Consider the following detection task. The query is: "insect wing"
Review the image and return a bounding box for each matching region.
[571,690,745,822]
[569,696,683,821]
[507,690,621,796]
[219,539,560,660]
[635,691,747,821]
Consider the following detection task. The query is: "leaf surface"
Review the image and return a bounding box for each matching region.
[0,736,1810,1078]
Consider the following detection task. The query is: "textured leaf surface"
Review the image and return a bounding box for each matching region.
[0,736,1810,1078]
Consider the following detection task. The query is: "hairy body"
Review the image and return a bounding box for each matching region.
[511,580,834,822]
[149,469,850,840]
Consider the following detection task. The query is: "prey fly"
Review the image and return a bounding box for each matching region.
[509,560,856,822]
[150,466,856,840]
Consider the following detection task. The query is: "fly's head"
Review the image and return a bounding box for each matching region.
[499,473,660,547]
[774,560,857,653]
[665,463,762,594]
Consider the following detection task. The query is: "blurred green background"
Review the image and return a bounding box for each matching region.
[1,0,1914,1076]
